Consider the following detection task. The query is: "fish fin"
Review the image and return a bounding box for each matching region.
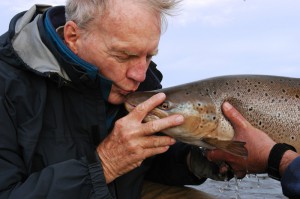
[203,138,248,158]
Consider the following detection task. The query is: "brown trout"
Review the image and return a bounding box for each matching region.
[125,75,300,157]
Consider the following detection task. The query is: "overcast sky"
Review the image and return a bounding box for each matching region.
[1,0,299,87]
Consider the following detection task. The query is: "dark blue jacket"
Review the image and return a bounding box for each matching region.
[0,5,203,199]
[281,156,300,198]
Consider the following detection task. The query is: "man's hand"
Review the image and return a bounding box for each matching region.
[97,93,184,183]
[206,102,276,178]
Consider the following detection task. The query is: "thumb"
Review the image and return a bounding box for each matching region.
[222,102,249,130]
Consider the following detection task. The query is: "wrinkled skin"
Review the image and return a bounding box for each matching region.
[97,93,184,182]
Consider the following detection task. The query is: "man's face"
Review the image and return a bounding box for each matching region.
[65,2,161,104]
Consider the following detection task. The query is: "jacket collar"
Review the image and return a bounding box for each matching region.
[43,6,112,100]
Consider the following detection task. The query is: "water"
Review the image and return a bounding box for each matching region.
[189,174,288,199]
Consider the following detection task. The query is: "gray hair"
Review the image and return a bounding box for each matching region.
[65,0,181,31]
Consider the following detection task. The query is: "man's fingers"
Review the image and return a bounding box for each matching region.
[142,114,184,135]
[130,93,166,121]
[143,146,171,158]
[222,102,249,129]
[140,135,176,149]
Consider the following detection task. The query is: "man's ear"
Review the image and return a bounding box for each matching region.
[64,21,79,54]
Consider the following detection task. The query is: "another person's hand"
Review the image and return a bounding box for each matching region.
[97,93,184,183]
[206,102,276,178]
[188,146,234,181]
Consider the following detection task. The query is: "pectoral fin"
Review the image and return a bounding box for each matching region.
[203,138,248,158]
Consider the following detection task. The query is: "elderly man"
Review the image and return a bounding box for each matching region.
[0,0,229,198]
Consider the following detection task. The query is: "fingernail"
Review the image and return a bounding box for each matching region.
[156,92,166,99]
[175,115,184,124]
[223,101,233,111]
[170,138,176,144]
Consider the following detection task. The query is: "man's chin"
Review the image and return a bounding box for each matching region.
[107,94,126,105]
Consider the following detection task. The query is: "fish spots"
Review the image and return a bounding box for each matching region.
[290,135,296,141]
[202,113,218,125]
[126,75,300,153]
[254,119,265,129]
[277,112,281,117]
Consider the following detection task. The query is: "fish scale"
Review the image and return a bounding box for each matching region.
[204,76,299,145]
[125,75,300,156]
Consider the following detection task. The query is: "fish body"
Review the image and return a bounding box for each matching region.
[125,75,300,157]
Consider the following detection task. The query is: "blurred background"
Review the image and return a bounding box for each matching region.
[0,0,299,87]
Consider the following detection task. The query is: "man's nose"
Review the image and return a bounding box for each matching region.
[127,58,148,83]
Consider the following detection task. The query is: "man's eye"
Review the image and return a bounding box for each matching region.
[115,55,129,62]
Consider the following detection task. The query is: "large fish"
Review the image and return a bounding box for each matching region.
[125,75,300,157]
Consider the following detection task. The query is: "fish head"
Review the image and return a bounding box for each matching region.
[124,87,219,143]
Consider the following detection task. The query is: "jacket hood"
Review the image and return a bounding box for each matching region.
[12,5,70,80]
[1,4,112,101]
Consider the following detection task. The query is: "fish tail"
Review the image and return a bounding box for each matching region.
[203,138,248,157]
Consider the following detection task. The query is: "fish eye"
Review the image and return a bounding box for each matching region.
[158,101,171,110]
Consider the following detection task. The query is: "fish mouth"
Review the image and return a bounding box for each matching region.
[124,101,168,121]
[124,101,136,112]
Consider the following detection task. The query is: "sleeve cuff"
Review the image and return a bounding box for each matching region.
[87,152,114,199]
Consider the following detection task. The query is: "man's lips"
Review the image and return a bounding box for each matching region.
[118,86,138,96]
[119,89,134,96]
[114,82,139,96]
